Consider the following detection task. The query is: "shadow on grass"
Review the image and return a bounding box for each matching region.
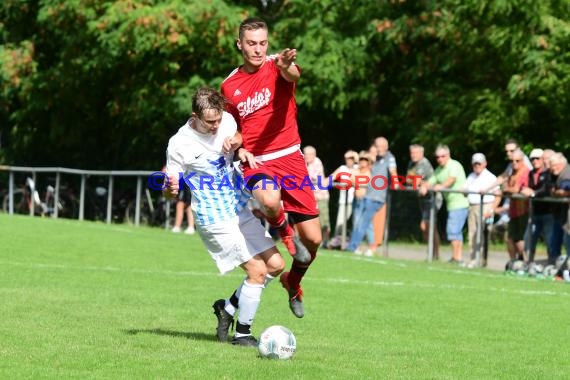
[124,328,217,342]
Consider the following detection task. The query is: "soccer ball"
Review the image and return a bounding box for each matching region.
[258,325,296,360]
[511,260,526,273]
[527,262,544,277]
[543,264,558,277]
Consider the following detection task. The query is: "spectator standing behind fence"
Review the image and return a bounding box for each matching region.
[543,149,564,263]
[520,148,554,264]
[351,152,375,255]
[483,139,531,255]
[543,149,555,167]
[420,145,469,265]
[303,145,331,248]
[345,137,394,256]
[172,183,195,234]
[370,137,398,252]
[501,149,530,261]
[495,139,532,188]
[406,144,441,260]
[549,153,570,257]
[329,150,359,245]
[464,153,500,268]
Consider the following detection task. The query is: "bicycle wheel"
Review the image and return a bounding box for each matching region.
[2,189,29,214]
[125,199,152,226]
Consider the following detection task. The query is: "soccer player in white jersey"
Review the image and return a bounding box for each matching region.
[164,87,284,347]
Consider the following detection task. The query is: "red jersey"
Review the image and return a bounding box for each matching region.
[221,56,301,156]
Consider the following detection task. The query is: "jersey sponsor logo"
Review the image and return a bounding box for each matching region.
[236,88,272,117]
[207,156,226,170]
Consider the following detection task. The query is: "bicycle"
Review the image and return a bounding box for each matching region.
[82,179,130,223]
[1,176,78,218]
[124,188,175,227]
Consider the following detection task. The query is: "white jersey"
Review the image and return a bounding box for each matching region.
[465,168,498,205]
[166,111,250,225]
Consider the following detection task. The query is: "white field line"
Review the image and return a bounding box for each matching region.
[0,260,216,278]
[1,260,568,298]
[325,251,503,278]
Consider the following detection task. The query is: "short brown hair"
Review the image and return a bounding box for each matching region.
[239,17,268,40]
[191,87,227,118]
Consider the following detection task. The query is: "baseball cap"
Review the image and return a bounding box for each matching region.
[471,153,486,164]
[529,148,544,159]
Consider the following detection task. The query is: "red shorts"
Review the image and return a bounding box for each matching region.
[243,150,318,216]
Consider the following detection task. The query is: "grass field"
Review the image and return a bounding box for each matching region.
[2,214,570,379]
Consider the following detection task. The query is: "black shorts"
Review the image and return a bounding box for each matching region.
[508,215,528,242]
[178,186,192,204]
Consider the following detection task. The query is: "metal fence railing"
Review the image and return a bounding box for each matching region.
[0,165,172,228]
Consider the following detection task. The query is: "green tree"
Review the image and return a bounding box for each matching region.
[275,0,570,170]
[1,0,250,168]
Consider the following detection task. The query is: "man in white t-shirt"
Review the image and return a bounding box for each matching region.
[165,87,284,347]
[464,153,500,268]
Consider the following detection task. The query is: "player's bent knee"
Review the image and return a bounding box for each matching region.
[299,232,322,252]
[244,258,269,284]
[266,254,285,276]
[246,269,268,285]
[258,194,281,213]
[290,212,322,250]
[275,257,286,274]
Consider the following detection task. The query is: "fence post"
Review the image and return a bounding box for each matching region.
[165,198,171,230]
[526,196,534,262]
[30,172,37,217]
[8,170,14,215]
[106,175,114,224]
[340,189,348,249]
[382,192,391,257]
[135,176,142,226]
[79,174,86,221]
[476,194,484,267]
[427,190,436,262]
[54,171,60,218]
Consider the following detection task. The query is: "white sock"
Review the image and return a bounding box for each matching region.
[237,280,263,328]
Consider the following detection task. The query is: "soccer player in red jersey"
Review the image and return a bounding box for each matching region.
[221,17,321,318]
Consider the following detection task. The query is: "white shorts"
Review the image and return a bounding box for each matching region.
[196,208,275,274]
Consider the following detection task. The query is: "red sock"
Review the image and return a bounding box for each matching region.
[287,250,317,289]
[265,208,286,229]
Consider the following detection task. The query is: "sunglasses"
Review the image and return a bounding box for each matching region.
[530,157,541,161]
